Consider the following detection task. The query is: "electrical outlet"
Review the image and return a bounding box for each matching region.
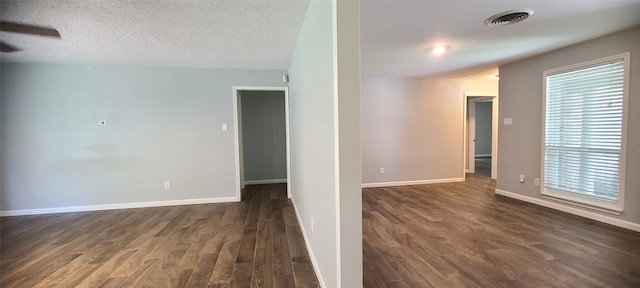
[534,178,540,187]
[519,175,525,183]
[311,218,314,232]
[379,167,385,174]
[164,181,171,189]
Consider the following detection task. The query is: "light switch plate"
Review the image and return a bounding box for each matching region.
[221,123,228,131]
[504,118,513,125]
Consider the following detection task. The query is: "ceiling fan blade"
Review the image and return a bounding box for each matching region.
[0,21,60,38]
[0,41,20,52]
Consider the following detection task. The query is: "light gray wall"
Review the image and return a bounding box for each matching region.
[498,26,640,224]
[288,0,362,286]
[0,62,286,211]
[475,101,492,156]
[240,91,286,182]
[335,1,362,287]
[289,2,337,286]
[361,77,498,184]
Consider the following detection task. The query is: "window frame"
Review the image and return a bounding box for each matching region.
[541,52,630,213]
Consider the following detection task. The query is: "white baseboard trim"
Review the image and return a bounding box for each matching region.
[495,189,640,233]
[0,196,239,217]
[243,179,287,185]
[362,177,464,188]
[475,154,492,158]
[290,198,326,288]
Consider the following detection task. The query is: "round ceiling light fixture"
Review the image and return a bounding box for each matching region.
[485,9,534,27]
[428,44,450,56]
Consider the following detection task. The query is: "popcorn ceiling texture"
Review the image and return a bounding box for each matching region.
[0,0,309,69]
[360,1,640,78]
[8,1,639,78]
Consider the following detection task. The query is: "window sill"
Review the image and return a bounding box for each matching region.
[542,190,623,215]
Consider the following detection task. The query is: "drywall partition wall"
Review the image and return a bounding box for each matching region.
[289,2,336,286]
[0,70,2,204]
[361,77,497,186]
[475,101,492,156]
[240,90,287,183]
[334,1,362,287]
[288,0,361,287]
[497,26,640,228]
[0,63,286,214]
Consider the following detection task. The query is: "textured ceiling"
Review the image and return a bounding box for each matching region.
[361,0,640,78]
[0,0,309,69]
[3,1,640,78]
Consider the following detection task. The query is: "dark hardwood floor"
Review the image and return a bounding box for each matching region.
[5,175,640,287]
[0,184,319,288]
[363,174,640,288]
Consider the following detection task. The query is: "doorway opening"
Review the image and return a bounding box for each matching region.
[233,86,291,201]
[463,95,498,180]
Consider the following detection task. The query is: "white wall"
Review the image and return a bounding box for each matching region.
[240,90,287,182]
[498,26,640,226]
[361,77,498,185]
[288,0,361,286]
[334,1,362,287]
[0,63,286,213]
[289,2,337,285]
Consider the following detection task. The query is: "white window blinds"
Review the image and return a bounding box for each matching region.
[543,55,627,208]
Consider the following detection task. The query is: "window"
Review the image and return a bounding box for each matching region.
[542,53,629,212]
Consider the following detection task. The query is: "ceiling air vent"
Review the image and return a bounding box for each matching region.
[485,9,534,26]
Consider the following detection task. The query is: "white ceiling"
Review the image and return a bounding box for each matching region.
[0,0,309,69]
[361,0,640,78]
[2,1,639,78]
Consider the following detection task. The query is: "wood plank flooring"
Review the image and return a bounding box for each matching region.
[362,174,640,288]
[5,175,640,288]
[0,184,319,288]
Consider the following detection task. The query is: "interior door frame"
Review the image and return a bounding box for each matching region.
[233,86,291,200]
[463,94,498,180]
